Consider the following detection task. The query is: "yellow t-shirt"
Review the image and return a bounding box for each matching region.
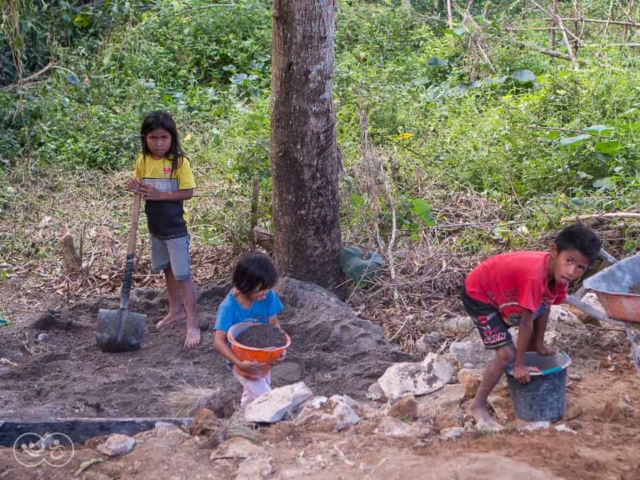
[134,154,196,239]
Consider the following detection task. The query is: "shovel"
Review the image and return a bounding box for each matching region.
[96,193,147,353]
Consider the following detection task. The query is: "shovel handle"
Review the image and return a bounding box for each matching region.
[127,193,142,256]
[120,194,141,310]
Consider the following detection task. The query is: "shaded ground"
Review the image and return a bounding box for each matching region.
[0,278,410,420]
[1,362,638,480]
[1,274,639,480]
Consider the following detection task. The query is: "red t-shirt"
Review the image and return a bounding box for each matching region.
[464,251,567,323]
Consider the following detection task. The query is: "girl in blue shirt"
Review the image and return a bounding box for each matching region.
[213,252,284,407]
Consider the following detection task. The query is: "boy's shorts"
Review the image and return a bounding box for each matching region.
[461,286,547,349]
[149,234,191,281]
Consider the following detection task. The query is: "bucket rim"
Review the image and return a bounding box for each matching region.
[227,321,291,352]
[505,351,571,377]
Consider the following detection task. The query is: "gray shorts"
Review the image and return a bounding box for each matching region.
[149,234,191,281]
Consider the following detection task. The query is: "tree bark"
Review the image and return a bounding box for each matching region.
[270,0,343,292]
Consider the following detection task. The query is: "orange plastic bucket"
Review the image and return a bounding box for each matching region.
[227,322,291,379]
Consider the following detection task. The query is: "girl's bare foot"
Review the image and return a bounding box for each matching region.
[156,310,186,330]
[183,328,201,349]
[468,402,502,431]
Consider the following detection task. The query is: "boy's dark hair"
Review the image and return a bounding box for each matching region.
[140,110,187,178]
[233,252,278,294]
[555,224,601,263]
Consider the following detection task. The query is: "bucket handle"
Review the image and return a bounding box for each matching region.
[540,366,564,377]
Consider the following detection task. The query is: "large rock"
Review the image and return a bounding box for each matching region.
[237,458,273,480]
[96,434,136,457]
[417,384,467,416]
[374,416,416,438]
[212,437,268,461]
[387,395,418,420]
[377,353,454,402]
[438,316,475,333]
[439,426,465,440]
[244,382,313,423]
[295,395,360,432]
[415,332,445,355]
[449,340,494,368]
[331,399,361,431]
[214,438,272,480]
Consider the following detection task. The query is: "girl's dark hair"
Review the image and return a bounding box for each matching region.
[232,252,278,294]
[555,224,602,264]
[140,110,187,178]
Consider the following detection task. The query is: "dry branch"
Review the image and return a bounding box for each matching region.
[529,0,579,68]
[561,17,640,27]
[561,212,640,222]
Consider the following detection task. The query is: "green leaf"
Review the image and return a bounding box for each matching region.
[545,130,560,140]
[583,125,615,135]
[511,70,536,84]
[411,77,431,86]
[351,193,365,208]
[620,108,637,117]
[444,28,467,36]
[410,199,436,226]
[428,57,448,67]
[73,14,91,28]
[593,177,615,190]
[65,73,80,84]
[594,140,621,155]
[618,122,640,132]
[231,73,248,84]
[559,134,591,147]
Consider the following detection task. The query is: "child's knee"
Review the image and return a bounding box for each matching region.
[495,346,516,367]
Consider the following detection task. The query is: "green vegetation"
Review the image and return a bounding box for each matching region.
[1,0,639,256]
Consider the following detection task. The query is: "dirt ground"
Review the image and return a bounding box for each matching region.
[0,277,409,420]
[1,277,640,480]
[1,361,639,480]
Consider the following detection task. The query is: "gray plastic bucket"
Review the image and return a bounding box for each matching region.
[506,352,571,422]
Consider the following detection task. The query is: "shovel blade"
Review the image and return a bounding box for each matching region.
[96,308,146,353]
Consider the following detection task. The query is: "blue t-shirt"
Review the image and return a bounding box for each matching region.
[214,289,284,332]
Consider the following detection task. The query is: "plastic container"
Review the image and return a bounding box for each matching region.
[228,322,291,379]
[506,352,572,422]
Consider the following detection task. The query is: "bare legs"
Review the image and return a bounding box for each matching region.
[155,268,200,349]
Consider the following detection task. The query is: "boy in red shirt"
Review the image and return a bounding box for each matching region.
[462,224,601,429]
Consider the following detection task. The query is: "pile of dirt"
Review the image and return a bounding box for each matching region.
[235,324,286,348]
[0,277,410,420]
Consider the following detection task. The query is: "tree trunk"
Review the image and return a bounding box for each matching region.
[270,0,343,292]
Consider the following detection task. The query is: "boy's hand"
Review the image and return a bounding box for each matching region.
[276,350,287,363]
[535,345,557,356]
[514,364,539,384]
